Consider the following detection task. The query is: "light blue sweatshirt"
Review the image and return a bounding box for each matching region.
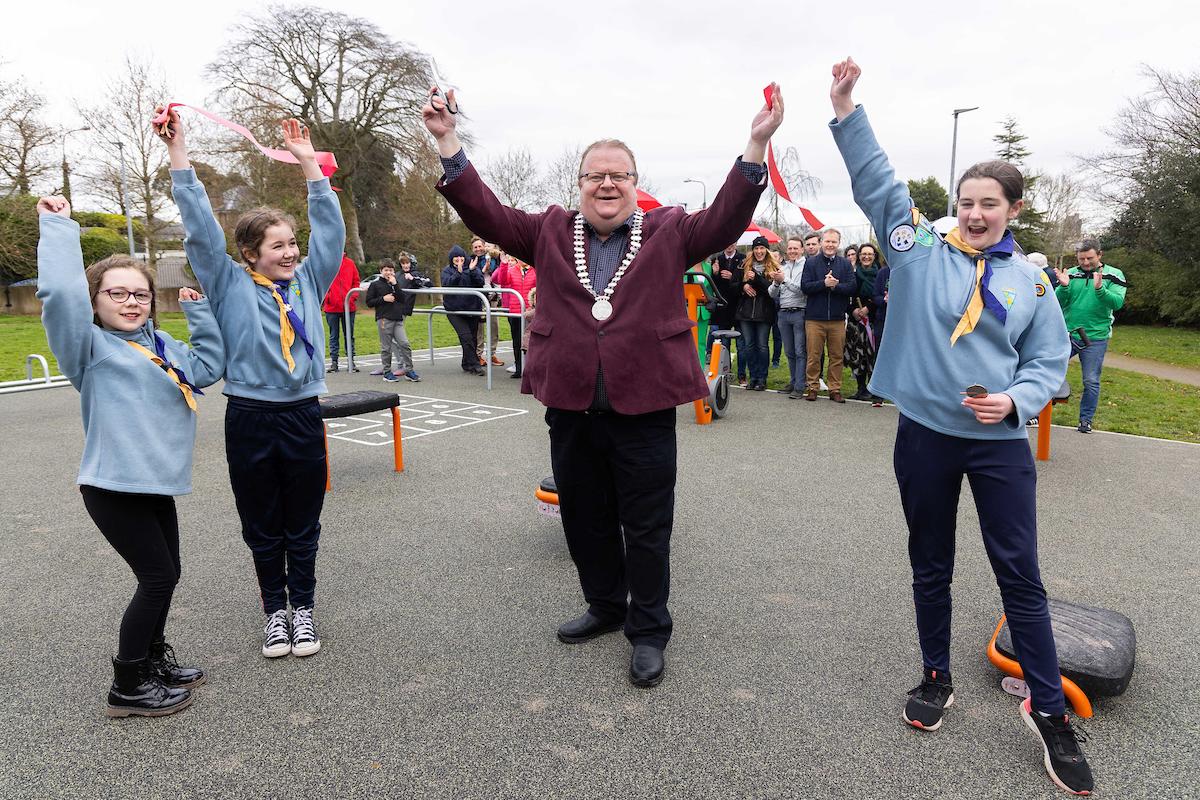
[171,168,346,401]
[37,214,225,495]
[830,106,1069,439]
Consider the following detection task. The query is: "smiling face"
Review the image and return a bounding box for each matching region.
[786,240,803,261]
[752,244,767,262]
[858,245,876,267]
[93,267,152,331]
[578,145,638,236]
[245,222,300,282]
[956,177,1023,250]
[472,239,486,256]
[820,231,841,257]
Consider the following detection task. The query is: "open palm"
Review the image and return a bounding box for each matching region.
[281,118,316,161]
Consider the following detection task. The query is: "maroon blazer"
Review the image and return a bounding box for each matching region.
[438,162,765,414]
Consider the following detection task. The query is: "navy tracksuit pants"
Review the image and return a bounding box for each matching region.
[893,414,1065,715]
[225,396,327,614]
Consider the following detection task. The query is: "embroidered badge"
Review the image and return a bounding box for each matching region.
[889,224,916,252]
[914,226,936,247]
[1002,288,1016,309]
[1035,283,1046,297]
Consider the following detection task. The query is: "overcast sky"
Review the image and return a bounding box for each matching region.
[6,0,1196,237]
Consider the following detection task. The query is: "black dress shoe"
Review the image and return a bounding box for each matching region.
[630,644,664,688]
[557,612,623,644]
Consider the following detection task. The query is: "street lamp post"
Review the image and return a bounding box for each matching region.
[60,126,91,206]
[684,178,707,210]
[114,140,135,257]
[947,106,979,218]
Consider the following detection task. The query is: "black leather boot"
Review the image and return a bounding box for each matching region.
[327,359,339,373]
[106,657,193,718]
[149,640,207,688]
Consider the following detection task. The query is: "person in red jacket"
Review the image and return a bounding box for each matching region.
[491,253,537,378]
[322,253,360,372]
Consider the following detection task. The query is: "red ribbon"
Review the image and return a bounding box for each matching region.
[762,85,823,230]
[152,102,339,178]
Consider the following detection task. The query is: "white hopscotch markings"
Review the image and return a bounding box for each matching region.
[325,394,528,446]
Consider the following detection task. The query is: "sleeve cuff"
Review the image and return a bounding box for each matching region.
[735,157,767,185]
[440,148,469,184]
[170,167,199,186]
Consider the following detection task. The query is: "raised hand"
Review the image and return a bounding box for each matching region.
[37,196,71,218]
[830,57,861,121]
[749,82,785,146]
[1054,267,1071,287]
[152,105,186,145]
[281,118,316,161]
[422,87,462,157]
[179,287,203,302]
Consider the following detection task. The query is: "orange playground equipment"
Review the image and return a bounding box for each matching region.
[319,390,404,491]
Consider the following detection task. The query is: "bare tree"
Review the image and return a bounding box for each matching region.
[77,56,173,267]
[767,145,821,231]
[206,5,441,262]
[0,75,55,196]
[484,146,541,210]
[540,145,584,210]
[1028,170,1083,266]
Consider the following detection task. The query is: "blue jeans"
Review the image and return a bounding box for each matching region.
[738,320,771,383]
[777,309,807,390]
[1070,337,1109,423]
[325,311,356,361]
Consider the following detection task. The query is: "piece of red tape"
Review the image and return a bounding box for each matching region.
[152,103,338,179]
[761,85,824,230]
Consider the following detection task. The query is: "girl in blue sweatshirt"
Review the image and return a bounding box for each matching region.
[37,195,225,718]
[159,111,346,660]
[828,59,1092,796]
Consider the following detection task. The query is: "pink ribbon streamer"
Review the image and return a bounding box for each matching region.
[762,86,824,230]
[152,102,338,178]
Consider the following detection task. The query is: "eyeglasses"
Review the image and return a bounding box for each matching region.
[98,288,153,305]
[579,171,637,185]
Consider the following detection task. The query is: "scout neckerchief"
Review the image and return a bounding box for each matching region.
[944,228,1015,345]
[125,335,200,412]
[246,269,314,372]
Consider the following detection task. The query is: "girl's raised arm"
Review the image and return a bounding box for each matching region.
[35,197,98,383]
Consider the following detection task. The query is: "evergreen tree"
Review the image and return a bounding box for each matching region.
[992,116,1046,252]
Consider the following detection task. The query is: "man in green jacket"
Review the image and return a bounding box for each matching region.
[1054,238,1128,433]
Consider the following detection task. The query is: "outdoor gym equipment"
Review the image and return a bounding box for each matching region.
[988,598,1135,718]
[319,390,404,491]
[683,268,739,425]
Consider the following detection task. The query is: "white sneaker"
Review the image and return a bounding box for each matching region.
[290,606,321,657]
[262,609,291,658]
[506,364,516,373]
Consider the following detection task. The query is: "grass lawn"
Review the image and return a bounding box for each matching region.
[0,307,480,382]
[5,313,1199,444]
[1109,325,1200,370]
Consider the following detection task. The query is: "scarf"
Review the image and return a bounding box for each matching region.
[125,337,200,412]
[246,270,314,371]
[855,264,880,298]
[943,228,1014,346]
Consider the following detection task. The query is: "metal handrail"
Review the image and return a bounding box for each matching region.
[26,354,51,383]
[342,282,527,389]
[0,354,71,395]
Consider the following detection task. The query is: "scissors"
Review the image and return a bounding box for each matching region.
[429,59,459,115]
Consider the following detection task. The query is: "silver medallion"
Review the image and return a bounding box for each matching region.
[591,298,613,321]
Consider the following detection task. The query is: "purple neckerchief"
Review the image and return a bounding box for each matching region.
[979,230,1015,325]
[272,280,315,360]
[152,332,204,397]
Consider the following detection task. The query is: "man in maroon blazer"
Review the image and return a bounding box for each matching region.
[423,84,784,688]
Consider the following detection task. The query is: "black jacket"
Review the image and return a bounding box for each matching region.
[365,269,431,321]
[734,265,776,324]
[709,251,743,329]
[800,254,856,321]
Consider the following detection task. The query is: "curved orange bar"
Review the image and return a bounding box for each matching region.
[986,615,1093,718]
[693,398,713,425]
[535,488,559,506]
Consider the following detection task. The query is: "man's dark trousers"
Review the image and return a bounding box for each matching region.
[546,407,676,649]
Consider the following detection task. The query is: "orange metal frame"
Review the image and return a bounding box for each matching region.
[986,615,1093,718]
[324,405,404,492]
[684,283,714,425]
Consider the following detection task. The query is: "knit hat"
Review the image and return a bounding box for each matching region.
[751,235,769,248]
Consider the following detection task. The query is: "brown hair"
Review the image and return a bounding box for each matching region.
[577,139,639,183]
[956,160,1024,203]
[234,207,298,264]
[85,255,157,326]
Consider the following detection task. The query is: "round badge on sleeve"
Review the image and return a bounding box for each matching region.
[889,224,916,252]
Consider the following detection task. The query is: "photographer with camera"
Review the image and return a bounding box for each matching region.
[1053,238,1128,433]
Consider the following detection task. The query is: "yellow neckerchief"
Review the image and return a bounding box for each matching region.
[943,227,1003,346]
[125,341,197,412]
[246,269,298,372]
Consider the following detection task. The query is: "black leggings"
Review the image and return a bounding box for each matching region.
[507,316,523,373]
[80,486,180,660]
